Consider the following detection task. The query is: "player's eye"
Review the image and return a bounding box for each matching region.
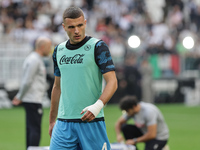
[78,24,83,27]
[68,26,75,29]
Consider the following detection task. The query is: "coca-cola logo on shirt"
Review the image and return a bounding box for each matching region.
[59,54,85,65]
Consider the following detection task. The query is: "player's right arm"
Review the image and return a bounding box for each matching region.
[49,45,61,137]
[115,116,127,143]
[49,76,61,137]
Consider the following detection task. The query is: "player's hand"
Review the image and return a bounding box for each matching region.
[80,100,104,122]
[49,122,55,138]
[126,139,135,145]
[116,134,124,143]
[81,110,95,122]
[12,97,22,106]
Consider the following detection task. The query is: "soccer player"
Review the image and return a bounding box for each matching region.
[49,7,118,150]
[115,96,169,150]
[12,36,52,149]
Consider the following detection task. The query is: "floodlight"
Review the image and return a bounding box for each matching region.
[128,35,141,48]
[182,36,194,49]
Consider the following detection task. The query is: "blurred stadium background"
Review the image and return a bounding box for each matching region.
[0,0,200,150]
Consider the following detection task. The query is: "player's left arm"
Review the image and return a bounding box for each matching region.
[126,110,157,145]
[99,71,118,105]
[81,71,117,122]
[81,40,118,122]
[95,40,118,104]
[126,124,157,145]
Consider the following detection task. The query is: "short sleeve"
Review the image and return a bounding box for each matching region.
[52,45,61,77]
[95,40,115,74]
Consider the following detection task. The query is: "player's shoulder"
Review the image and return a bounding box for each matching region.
[94,40,109,54]
[52,41,67,56]
[25,52,40,66]
[55,40,67,50]
[141,102,152,112]
[95,39,107,47]
[142,102,158,116]
[59,40,67,46]
[27,52,39,60]
[85,36,100,46]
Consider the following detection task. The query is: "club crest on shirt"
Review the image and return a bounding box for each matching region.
[59,54,85,65]
[59,47,64,51]
[84,45,91,51]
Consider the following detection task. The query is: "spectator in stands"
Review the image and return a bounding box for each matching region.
[1,0,200,104]
[123,53,142,101]
[140,58,154,103]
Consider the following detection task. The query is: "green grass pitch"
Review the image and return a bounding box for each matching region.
[0,103,200,150]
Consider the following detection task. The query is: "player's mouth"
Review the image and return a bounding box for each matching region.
[74,35,81,40]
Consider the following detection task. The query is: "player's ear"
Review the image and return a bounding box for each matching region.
[62,23,66,31]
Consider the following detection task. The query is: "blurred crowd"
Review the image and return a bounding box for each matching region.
[1,0,200,103]
[1,0,200,67]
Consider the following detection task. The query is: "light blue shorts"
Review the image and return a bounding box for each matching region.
[50,120,111,150]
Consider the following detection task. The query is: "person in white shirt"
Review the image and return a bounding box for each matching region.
[115,96,169,150]
[12,36,52,149]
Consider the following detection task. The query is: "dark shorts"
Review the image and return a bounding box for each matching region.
[121,124,168,150]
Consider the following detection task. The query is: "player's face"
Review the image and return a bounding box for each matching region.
[126,106,137,116]
[62,16,86,45]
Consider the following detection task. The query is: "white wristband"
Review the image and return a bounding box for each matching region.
[82,99,104,117]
